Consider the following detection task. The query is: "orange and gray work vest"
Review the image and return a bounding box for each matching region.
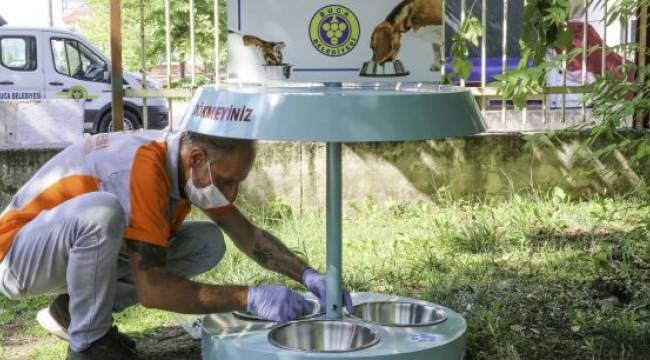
[0,130,234,262]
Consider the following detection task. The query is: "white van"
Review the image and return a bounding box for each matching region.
[0,25,168,133]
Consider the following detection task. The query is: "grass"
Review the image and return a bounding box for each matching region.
[1,188,649,359]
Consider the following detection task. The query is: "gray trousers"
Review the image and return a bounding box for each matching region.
[0,192,225,352]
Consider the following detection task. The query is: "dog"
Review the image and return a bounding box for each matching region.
[370,0,444,71]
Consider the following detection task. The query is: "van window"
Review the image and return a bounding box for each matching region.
[0,37,37,71]
[51,38,107,82]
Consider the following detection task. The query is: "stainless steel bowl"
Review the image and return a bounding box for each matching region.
[203,313,275,335]
[232,299,322,322]
[359,60,410,77]
[351,301,448,327]
[268,320,380,353]
[262,64,293,80]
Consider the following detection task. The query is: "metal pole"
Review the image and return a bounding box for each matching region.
[501,0,508,124]
[480,0,487,115]
[522,0,528,125]
[326,142,343,320]
[635,5,648,127]
[214,0,220,85]
[441,0,446,77]
[110,0,124,132]
[48,0,54,27]
[602,0,608,77]
[582,1,589,122]
[460,0,466,87]
[139,0,148,129]
[165,0,173,131]
[190,0,197,86]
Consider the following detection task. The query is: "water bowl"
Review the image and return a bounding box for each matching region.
[232,299,322,322]
[359,60,410,77]
[268,320,380,353]
[351,301,448,327]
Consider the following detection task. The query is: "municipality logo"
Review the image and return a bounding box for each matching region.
[309,5,360,57]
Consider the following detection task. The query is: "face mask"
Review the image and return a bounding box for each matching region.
[184,161,230,209]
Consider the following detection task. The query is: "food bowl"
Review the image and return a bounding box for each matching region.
[232,299,322,322]
[351,301,448,327]
[359,60,410,77]
[268,320,380,353]
[262,64,293,80]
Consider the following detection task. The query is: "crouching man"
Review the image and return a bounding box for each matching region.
[0,130,352,359]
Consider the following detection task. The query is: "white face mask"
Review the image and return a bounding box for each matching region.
[184,161,230,209]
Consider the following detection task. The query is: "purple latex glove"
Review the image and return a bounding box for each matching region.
[247,285,314,322]
[302,269,353,313]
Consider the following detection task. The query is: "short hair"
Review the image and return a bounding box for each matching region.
[181,131,256,160]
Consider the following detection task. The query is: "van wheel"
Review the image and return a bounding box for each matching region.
[98,110,141,133]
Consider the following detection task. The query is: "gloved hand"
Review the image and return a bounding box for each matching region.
[247,285,314,322]
[302,268,353,313]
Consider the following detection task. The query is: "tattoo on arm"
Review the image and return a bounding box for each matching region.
[127,241,167,270]
[252,244,272,265]
[249,229,309,282]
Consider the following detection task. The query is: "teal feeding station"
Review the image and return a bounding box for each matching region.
[183,83,485,360]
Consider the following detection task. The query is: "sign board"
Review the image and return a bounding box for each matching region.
[227,0,444,83]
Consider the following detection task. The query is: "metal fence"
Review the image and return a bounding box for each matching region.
[121,0,648,133]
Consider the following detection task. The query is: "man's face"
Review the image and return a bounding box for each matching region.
[189,147,254,203]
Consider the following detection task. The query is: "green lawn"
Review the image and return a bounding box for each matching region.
[1,189,649,359]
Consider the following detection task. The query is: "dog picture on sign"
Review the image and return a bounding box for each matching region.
[362,0,443,77]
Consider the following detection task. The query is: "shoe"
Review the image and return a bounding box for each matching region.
[66,326,139,360]
[36,293,70,341]
[37,294,137,349]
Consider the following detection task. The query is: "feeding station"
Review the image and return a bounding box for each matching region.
[183,82,485,359]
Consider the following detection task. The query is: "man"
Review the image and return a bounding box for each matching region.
[0,130,352,359]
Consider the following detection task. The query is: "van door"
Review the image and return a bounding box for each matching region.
[0,30,43,101]
[42,33,109,104]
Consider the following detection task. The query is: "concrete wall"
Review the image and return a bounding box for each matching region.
[1,133,647,211]
[0,146,62,208]
[243,133,647,211]
[0,101,83,147]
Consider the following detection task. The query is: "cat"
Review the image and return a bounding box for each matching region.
[370,0,444,71]
[228,30,285,66]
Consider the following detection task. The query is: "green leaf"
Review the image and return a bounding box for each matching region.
[554,29,574,49]
[452,57,473,81]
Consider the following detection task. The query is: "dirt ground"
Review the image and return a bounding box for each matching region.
[1,326,201,360]
[137,326,201,360]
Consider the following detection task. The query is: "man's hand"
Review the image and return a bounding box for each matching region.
[247,285,314,322]
[302,269,353,313]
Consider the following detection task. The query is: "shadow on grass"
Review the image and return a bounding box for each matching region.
[343,226,650,359]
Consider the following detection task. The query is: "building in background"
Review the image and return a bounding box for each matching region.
[62,0,89,27]
[0,0,87,29]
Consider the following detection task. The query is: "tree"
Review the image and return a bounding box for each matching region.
[78,0,227,80]
[450,0,650,175]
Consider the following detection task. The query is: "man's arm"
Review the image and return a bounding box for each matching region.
[127,240,248,314]
[207,208,310,283]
